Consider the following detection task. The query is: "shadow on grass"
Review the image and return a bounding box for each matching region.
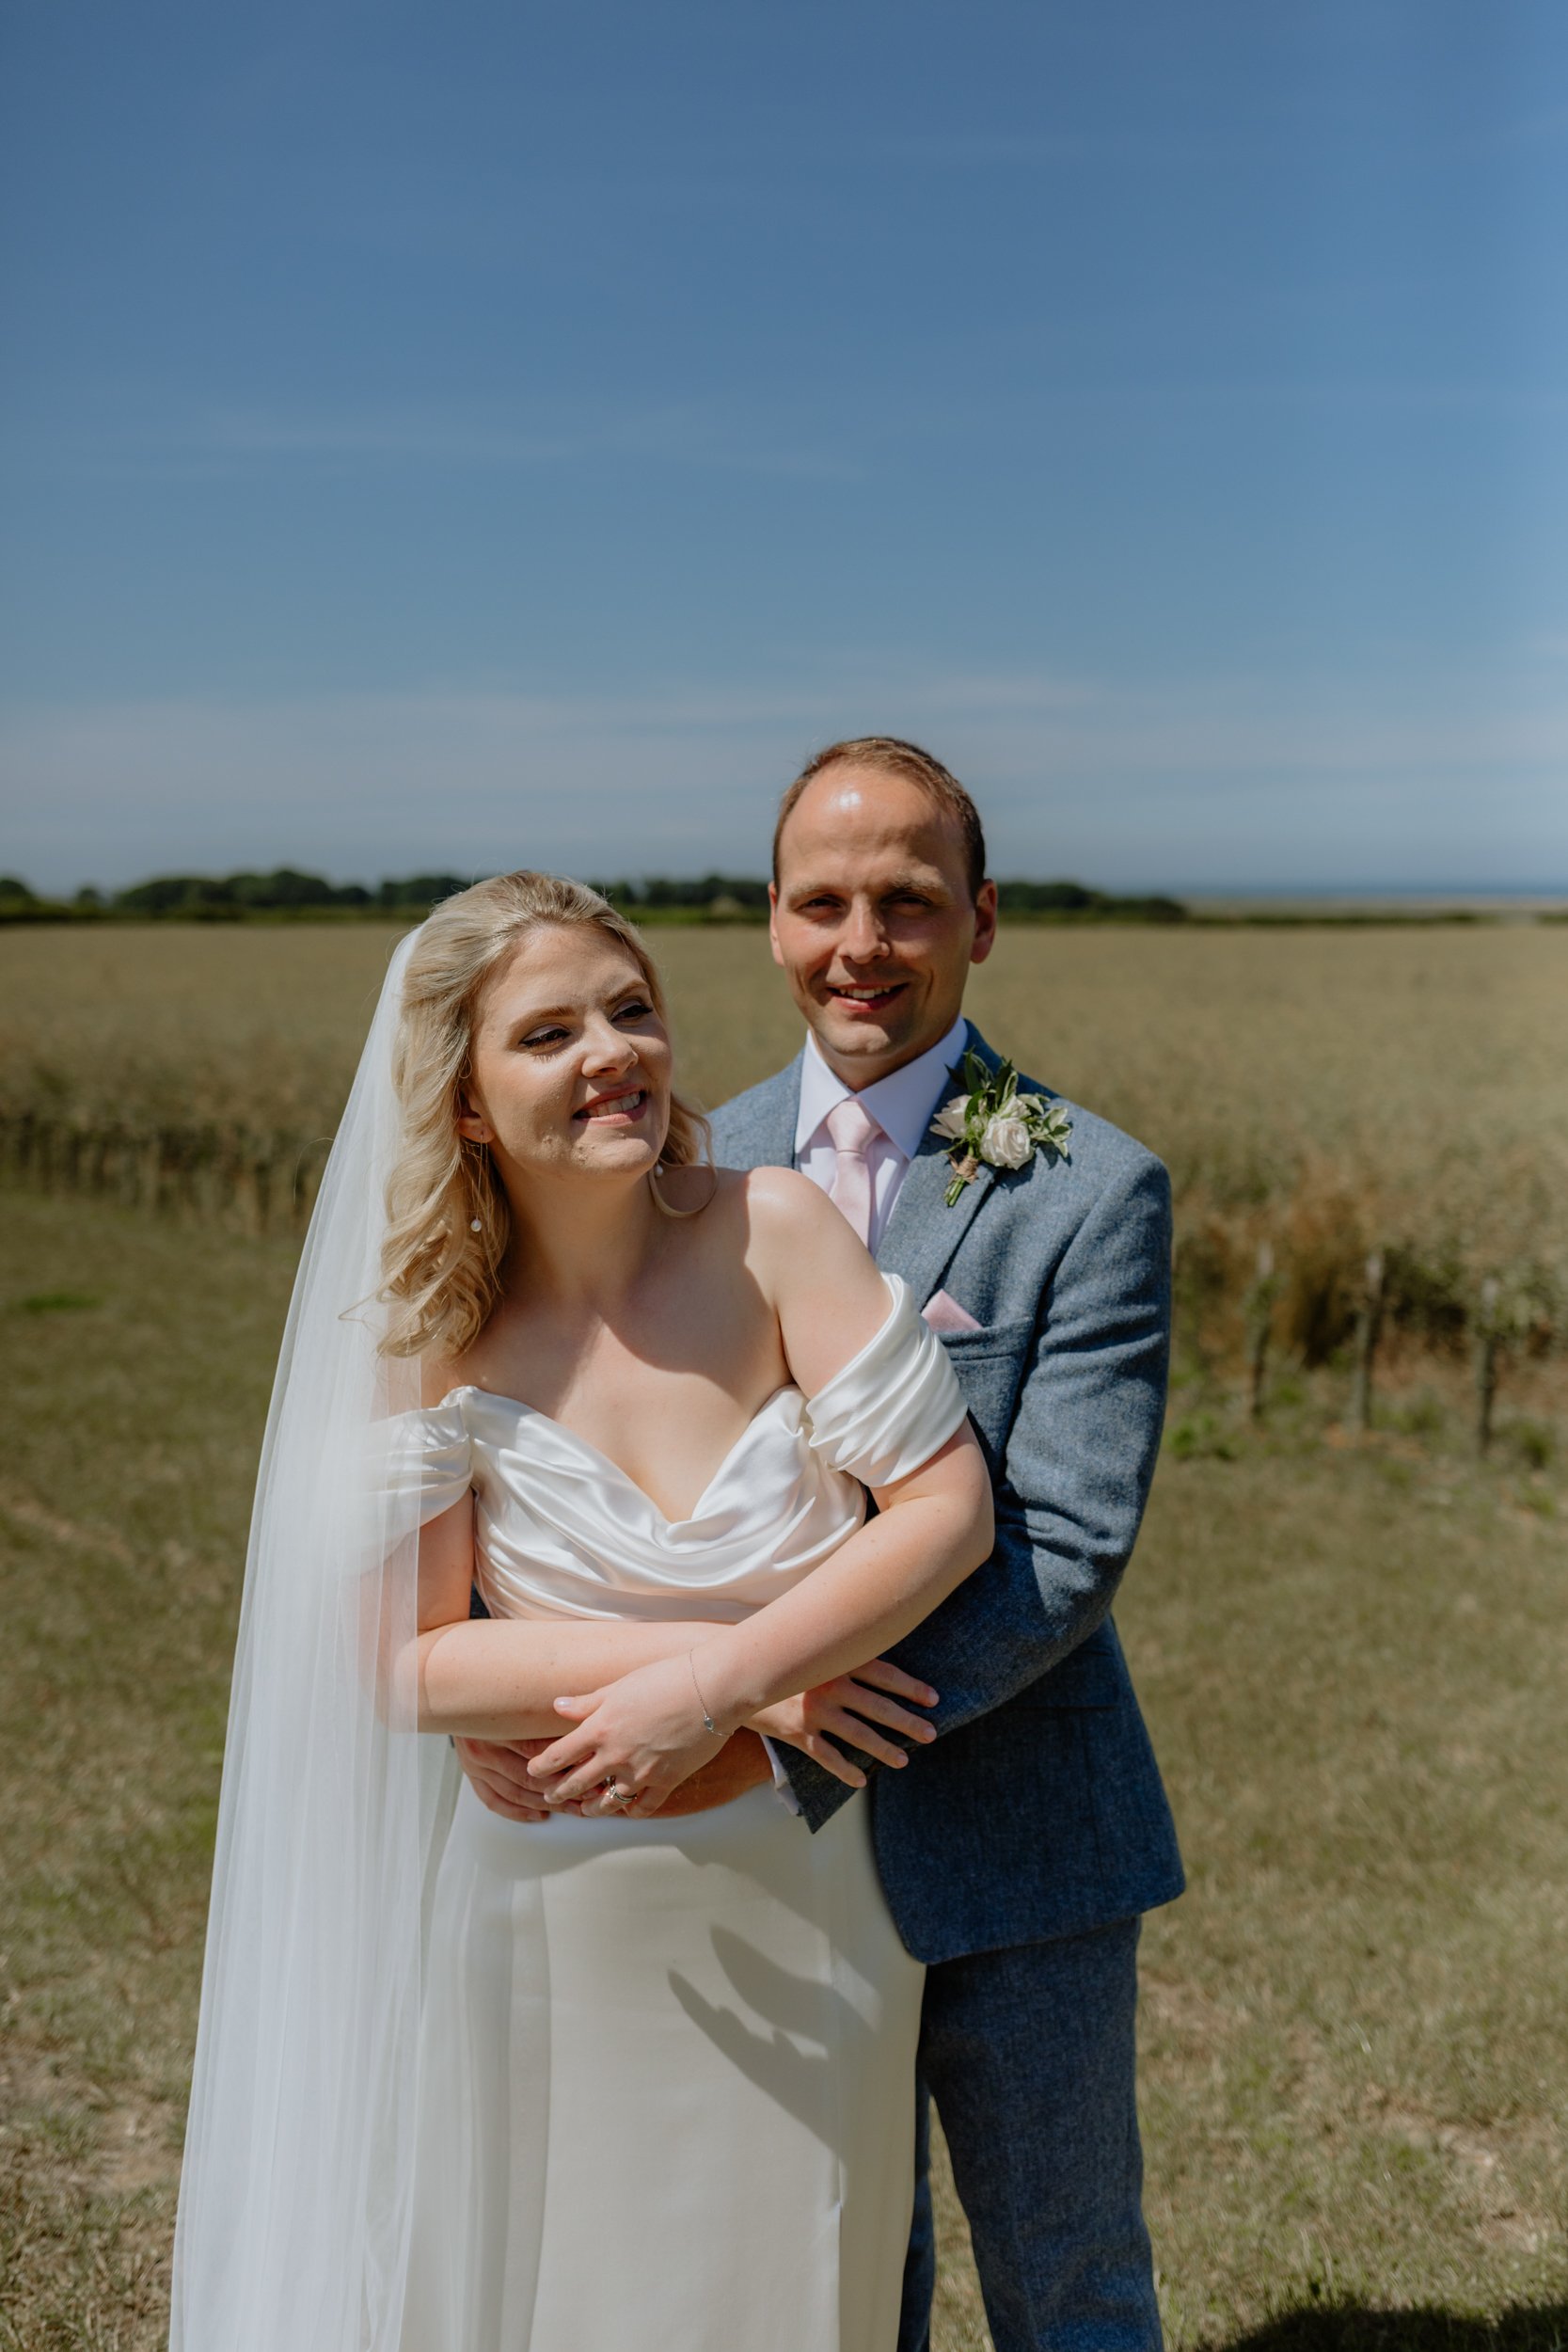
[1222,2309,1568,2352]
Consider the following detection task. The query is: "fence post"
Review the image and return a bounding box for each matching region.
[116,1125,139,1209]
[1473,1277,1500,1460]
[1351,1248,1386,1435]
[293,1136,329,1233]
[1244,1241,1277,1422]
[254,1140,274,1236]
[193,1123,218,1220]
[215,1124,242,1228]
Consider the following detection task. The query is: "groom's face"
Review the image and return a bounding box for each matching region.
[769,765,997,1089]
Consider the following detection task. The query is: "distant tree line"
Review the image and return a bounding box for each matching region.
[992,880,1188,922]
[0,866,1192,925]
[116,868,472,915]
[0,868,471,922]
[594,877,1191,922]
[591,874,772,914]
[1,868,1536,928]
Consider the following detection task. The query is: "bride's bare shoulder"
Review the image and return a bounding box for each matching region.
[730,1163,842,1233]
[669,1167,868,1303]
[728,1165,874,1284]
[657,1161,825,1229]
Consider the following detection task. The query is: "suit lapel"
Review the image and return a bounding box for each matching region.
[877,1023,1001,1303]
[725,1026,1005,1295]
[719,1055,801,1170]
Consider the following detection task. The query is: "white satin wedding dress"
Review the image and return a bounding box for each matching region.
[390,1273,966,2352]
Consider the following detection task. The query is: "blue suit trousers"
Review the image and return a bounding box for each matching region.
[897,1917,1163,2352]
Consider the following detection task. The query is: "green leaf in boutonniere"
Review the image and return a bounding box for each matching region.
[930,1056,1072,1206]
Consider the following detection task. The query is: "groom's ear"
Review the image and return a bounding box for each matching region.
[970,878,999,966]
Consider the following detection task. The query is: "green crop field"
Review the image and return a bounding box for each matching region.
[2,921,1565,2346]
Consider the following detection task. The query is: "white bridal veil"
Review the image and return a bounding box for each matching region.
[170,929,456,2352]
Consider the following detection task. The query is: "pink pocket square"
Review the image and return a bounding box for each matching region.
[922,1288,983,1334]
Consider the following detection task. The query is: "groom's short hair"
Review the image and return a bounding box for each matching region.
[773,736,988,901]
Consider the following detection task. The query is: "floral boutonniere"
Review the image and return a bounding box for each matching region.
[929,1051,1072,1207]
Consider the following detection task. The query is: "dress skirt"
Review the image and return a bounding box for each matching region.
[400,1778,926,2352]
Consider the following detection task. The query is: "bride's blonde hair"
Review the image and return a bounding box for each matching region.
[379,871,710,1360]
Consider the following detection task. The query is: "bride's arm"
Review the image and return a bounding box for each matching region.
[408,1493,731,1738]
[530,1175,993,1807]
[693,1431,990,1725]
[699,1170,993,1711]
[416,1616,743,1738]
[531,1438,990,1799]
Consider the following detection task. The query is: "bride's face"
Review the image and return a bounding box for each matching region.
[457,925,672,1191]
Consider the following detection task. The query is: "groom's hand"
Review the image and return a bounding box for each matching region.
[649,1729,774,1815]
[454,1735,560,1820]
[455,1730,774,1820]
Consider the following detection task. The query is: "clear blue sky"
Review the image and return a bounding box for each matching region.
[3,0,1566,892]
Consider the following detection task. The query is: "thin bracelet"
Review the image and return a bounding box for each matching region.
[689,1652,718,1735]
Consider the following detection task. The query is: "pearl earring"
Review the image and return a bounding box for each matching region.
[469,1216,483,1232]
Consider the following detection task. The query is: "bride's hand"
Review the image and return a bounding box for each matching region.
[750,1659,939,1787]
[527,1655,727,1816]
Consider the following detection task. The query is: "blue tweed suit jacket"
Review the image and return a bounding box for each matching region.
[709,1023,1184,1966]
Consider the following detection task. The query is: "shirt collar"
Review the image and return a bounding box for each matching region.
[795,1014,971,1164]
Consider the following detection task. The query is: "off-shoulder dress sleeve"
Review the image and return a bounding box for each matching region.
[803,1274,969,1489]
[374,1395,474,1526]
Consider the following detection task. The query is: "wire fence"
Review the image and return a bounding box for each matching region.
[0,1110,332,1238]
[3,1107,1554,1454]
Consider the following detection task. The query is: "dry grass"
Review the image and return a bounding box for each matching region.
[0,924,400,1135]
[5,923,1563,1349]
[2,924,1564,2348]
[0,1201,291,2350]
[2,1195,1564,2346]
[1135,1363,1568,2340]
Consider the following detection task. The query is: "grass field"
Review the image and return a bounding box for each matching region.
[6,921,1565,1202]
[2,920,1565,2344]
[5,917,1565,1363]
[2,1189,1564,2348]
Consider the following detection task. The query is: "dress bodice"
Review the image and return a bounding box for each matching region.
[387,1273,965,1626]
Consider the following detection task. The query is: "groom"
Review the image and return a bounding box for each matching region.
[462,737,1183,2349]
[719,738,1182,2351]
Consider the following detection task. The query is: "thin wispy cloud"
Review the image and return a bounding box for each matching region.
[14,402,862,485]
[203,412,579,467]
[866,129,1240,170]
[6,662,1564,894]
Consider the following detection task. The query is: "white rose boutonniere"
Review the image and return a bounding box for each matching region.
[980,1109,1034,1169]
[930,1052,1072,1207]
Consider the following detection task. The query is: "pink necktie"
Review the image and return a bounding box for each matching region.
[825,1096,881,1247]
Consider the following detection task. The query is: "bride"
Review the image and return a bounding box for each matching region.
[169,871,991,2352]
